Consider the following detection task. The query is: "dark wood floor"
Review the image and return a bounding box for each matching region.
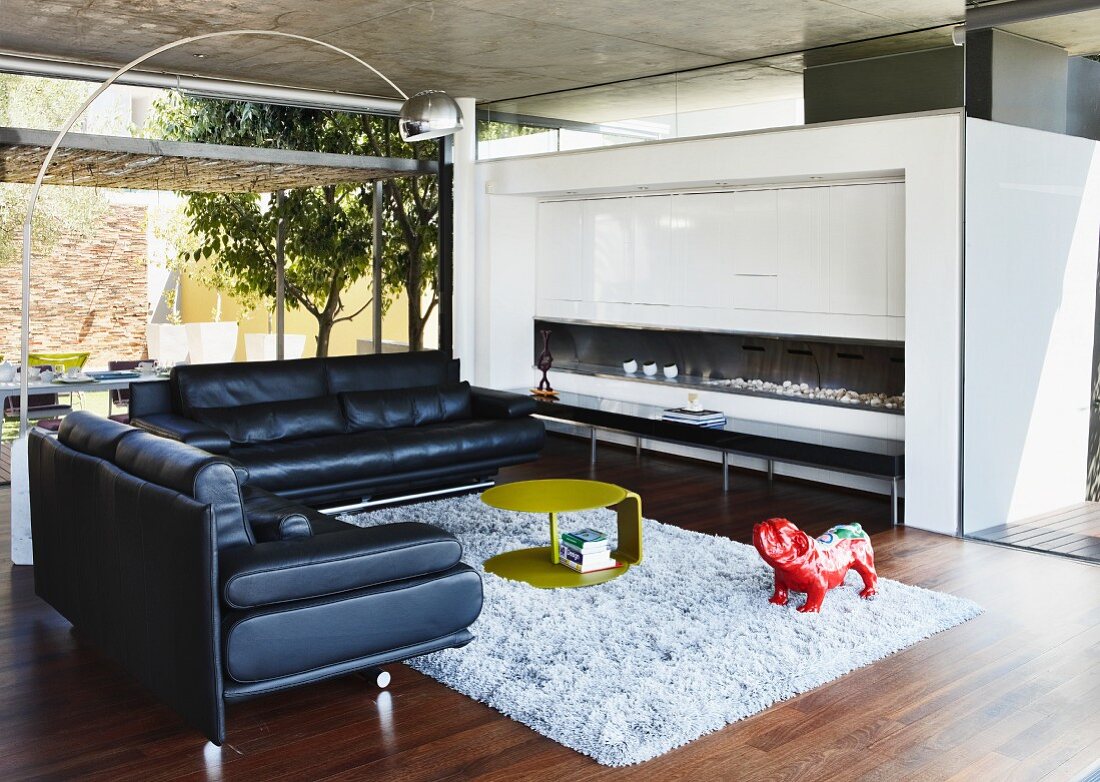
[970,502,1100,563]
[3,434,1100,781]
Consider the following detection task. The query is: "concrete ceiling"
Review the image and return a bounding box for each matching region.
[0,0,963,104]
[1000,10,1100,56]
[482,27,959,124]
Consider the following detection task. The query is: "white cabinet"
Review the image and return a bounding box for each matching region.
[632,195,677,305]
[671,192,733,309]
[536,200,584,301]
[828,184,897,316]
[885,183,906,317]
[731,190,779,276]
[583,198,634,304]
[536,181,906,331]
[777,187,830,313]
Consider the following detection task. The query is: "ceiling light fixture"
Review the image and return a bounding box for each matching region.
[16,29,464,434]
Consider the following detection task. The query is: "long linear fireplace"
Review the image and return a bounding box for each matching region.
[534,318,904,414]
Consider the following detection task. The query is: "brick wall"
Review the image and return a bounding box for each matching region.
[0,204,149,368]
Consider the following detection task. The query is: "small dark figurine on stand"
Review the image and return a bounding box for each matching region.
[532,329,559,398]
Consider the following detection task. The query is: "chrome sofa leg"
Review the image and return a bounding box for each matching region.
[364,667,391,688]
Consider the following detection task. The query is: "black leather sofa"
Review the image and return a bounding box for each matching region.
[128,351,545,506]
[29,411,484,744]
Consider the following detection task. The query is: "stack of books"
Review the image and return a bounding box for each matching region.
[559,528,621,574]
[661,407,727,428]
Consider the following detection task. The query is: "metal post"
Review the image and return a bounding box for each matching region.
[372,180,383,354]
[275,189,286,360]
[437,136,454,356]
[722,451,729,493]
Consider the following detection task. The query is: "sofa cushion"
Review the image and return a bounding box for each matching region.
[230,417,544,493]
[322,351,459,395]
[387,418,546,472]
[219,521,464,609]
[58,411,136,460]
[340,382,471,432]
[190,395,345,445]
[229,430,394,491]
[173,358,327,412]
[223,564,483,682]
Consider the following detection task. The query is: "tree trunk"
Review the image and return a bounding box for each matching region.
[407,289,423,351]
[315,315,334,357]
[407,244,423,351]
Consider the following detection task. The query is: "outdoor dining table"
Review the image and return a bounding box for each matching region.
[4,373,169,567]
[0,372,168,407]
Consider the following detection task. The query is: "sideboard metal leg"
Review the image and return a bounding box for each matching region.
[590,427,597,464]
[767,460,774,483]
[722,451,729,493]
[635,437,641,460]
[891,477,899,526]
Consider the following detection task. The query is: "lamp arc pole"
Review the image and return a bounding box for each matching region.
[18,29,460,436]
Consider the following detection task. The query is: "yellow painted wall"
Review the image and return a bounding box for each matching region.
[178,271,438,360]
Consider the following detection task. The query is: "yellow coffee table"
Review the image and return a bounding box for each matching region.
[480,479,643,588]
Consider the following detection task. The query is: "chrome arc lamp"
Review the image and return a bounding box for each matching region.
[17,29,463,434]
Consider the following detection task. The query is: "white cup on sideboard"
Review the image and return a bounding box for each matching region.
[642,361,658,377]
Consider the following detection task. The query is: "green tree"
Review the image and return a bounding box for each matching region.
[0,74,111,267]
[147,92,440,355]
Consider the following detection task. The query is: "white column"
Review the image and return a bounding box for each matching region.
[451,97,479,381]
[10,436,31,565]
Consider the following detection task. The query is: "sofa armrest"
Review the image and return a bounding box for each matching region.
[219,522,464,609]
[128,379,172,418]
[133,412,232,455]
[470,387,536,419]
[242,485,340,542]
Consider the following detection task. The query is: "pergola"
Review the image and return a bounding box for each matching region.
[0,126,437,191]
[0,124,441,369]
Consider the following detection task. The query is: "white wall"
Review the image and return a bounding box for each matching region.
[963,119,1100,530]
[473,112,963,535]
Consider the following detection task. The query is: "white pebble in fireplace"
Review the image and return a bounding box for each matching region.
[703,377,905,411]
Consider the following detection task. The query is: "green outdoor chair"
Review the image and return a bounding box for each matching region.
[28,352,90,372]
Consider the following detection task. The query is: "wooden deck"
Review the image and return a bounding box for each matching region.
[969,502,1100,563]
[3,434,1100,781]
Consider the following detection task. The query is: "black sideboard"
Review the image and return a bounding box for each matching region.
[517,389,905,525]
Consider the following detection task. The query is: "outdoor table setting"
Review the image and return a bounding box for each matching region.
[0,361,169,404]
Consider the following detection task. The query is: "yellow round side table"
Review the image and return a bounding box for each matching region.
[480,478,643,588]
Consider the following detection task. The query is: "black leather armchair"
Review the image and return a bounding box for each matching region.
[129,352,544,505]
[29,412,483,744]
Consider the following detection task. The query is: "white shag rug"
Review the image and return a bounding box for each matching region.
[342,495,981,767]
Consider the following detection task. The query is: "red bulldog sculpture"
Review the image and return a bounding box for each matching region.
[753,518,878,613]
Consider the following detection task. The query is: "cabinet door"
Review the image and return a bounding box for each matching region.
[777,187,830,313]
[632,195,677,305]
[731,189,779,276]
[671,192,733,309]
[536,200,584,301]
[885,183,906,317]
[828,184,891,316]
[584,198,634,304]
